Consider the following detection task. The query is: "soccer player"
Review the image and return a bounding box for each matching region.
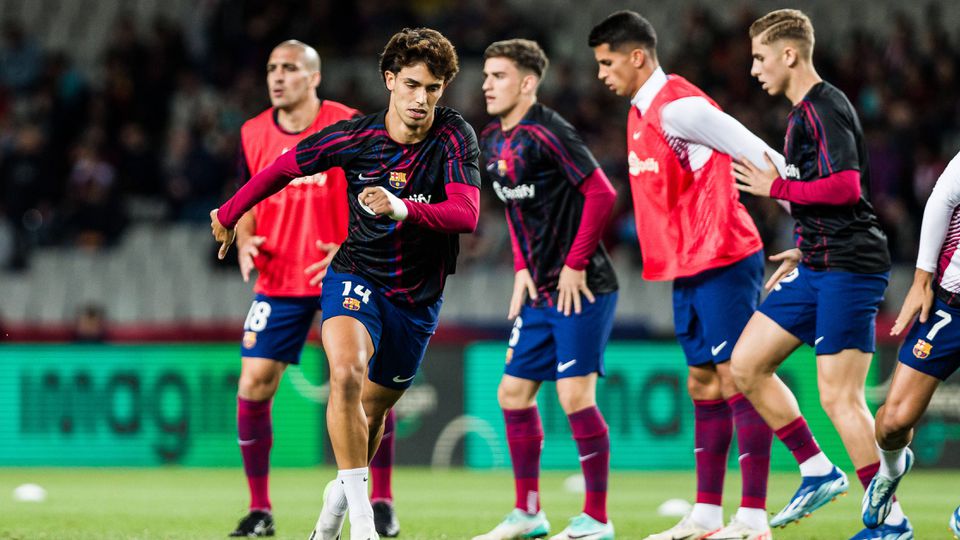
[732,9,912,539]
[860,150,960,533]
[227,40,401,538]
[589,11,783,540]
[211,28,480,540]
[472,39,618,540]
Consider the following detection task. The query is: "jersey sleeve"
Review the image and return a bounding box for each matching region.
[236,141,252,186]
[293,119,361,175]
[441,118,482,188]
[802,100,860,175]
[532,115,600,187]
[917,151,960,272]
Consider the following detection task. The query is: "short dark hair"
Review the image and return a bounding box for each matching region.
[379,27,460,83]
[483,39,549,78]
[588,10,658,58]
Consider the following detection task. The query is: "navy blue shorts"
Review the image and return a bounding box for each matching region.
[240,294,321,364]
[505,291,617,381]
[320,270,441,390]
[758,263,889,355]
[673,251,763,366]
[898,298,960,381]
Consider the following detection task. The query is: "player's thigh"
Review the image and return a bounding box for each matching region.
[320,271,383,384]
[731,311,803,381]
[814,270,889,356]
[691,251,765,364]
[367,292,442,391]
[673,279,711,367]
[552,291,617,379]
[556,373,598,414]
[498,374,542,409]
[755,264,818,348]
[240,294,318,365]
[504,304,558,383]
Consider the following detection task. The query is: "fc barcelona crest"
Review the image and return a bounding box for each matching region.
[343,298,361,311]
[242,331,258,349]
[497,159,508,177]
[913,338,932,359]
[389,171,407,188]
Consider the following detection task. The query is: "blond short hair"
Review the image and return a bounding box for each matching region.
[749,9,815,60]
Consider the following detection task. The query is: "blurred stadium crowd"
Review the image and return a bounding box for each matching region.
[0,0,957,273]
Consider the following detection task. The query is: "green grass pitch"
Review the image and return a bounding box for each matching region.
[1,467,957,539]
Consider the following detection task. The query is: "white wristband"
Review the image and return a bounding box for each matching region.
[377,186,407,221]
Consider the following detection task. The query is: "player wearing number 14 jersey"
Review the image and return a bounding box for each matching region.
[228,40,400,538]
[212,28,480,540]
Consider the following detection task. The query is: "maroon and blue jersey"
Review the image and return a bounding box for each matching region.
[480,103,618,306]
[784,82,890,273]
[292,106,481,306]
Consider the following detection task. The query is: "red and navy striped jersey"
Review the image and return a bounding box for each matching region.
[784,82,890,273]
[480,103,618,305]
[292,106,481,306]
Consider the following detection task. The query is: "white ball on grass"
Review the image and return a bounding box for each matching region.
[657,498,691,517]
[563,473,585,493]
[13,483,47,502]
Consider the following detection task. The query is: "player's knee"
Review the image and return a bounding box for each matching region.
[876,402,916,440]
[729,357,757,394]
[819,386,866,418]
[557,387,593,414]
[328,361,365,396]
[497,380,531,409]
[237,372,278,401]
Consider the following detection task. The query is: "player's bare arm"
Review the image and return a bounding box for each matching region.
[507,269,537,321]
[732,153,780,197]
[764,248,801,291]
[891,270,935,336]
[210,209,237,260]
[304,241,340,286]
[236,212,266,283]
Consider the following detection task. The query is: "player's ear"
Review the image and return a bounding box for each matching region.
[521,73,538,94]
[783,44,798,68]
[384,71,396,91]
[312,71,321,88]
[630,48,646,68]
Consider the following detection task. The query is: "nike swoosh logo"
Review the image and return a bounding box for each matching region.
[557,359,577,372]
[358,173,378,181]
[238,438,257,446]
[738,453,750,462]
[815,336,825,345]
[578,452,598,462]
[694,447,705,453]
[710,341,728,356]
[632,130,642,140]
[392,374,415,383]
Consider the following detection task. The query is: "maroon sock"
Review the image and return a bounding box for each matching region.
[568,406,610,523]
[694,399,732,506]
[856,461,896,503]
[775,416,821,466]
[238,396,272,511]
[370,409,396,502]
[728,393,772,509]
[504,406,543,514]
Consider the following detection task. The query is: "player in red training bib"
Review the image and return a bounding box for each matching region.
[212,28,480,540]
[590,11,790,540]
[228,40,399,538]
[733,10,910,539]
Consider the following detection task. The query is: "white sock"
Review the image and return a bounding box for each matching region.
[798,451,834,477]
[878,444,907,479]
[326,478,348,516]
[735,507,769,531]
[338,467,374,524]
[690,503,723,530]
[885,501,906,525]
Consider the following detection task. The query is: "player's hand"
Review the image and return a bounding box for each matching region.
[733,153,779,198]
[764,248,801,291]
[556,265,595,316]
[305,242,340,286]
[210,209,237,260]
[891,269,935,336]
[238,235,266,282]
[508,268,537,320]
[359,187,408,220]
